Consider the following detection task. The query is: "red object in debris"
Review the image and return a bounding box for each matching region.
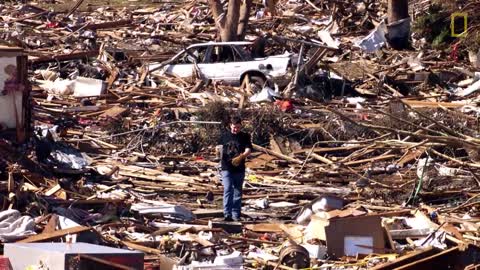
[450,43,459,62]
[195,156,204,161]
[360,113,369,121]
[0,256,13,270]
[153,109,162,117]
[46,22,59,28]
[144,263,160,270]
[275,100,293,112]
[260,233,270,241]
[78,119,92,125]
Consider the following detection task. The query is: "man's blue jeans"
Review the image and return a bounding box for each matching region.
[221,170,245,219]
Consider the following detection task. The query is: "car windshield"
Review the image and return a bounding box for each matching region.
[174,46,208,64]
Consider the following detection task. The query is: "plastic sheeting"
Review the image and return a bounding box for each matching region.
[355,21,387,53]
[0,210,35,242]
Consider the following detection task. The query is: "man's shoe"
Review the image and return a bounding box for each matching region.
[224,216,233,222]
[233,217,242,222]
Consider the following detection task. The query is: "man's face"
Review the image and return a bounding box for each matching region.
[230,123,242,134]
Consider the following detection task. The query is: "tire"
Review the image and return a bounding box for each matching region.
[244,75,266,93]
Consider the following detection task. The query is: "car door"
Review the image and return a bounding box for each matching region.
[229,45,264,84]
[196,46,217,80]
[197,45,230,82]
[164,46,208,79]
[220,45,253,84]
[164,50,194,78]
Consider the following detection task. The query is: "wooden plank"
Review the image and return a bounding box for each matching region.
[7,171,14,193]
[253,144,302,164]
[193,209,223,219]
[310,152,334,164]
[122,240,166,254]
[42,214,59,234]
[18,226,91,243]
[245,223,284,233]
[84,135,118,149]
[371,247,436,270]
[44,184,61,196]
[402,100,466,108]
[397,147,425,167]
[188,234,214,247]
[29,50,99,64]
[122,241,179,269]
[293,145,364,154]
[279,224,304,244]
[269,135,284,154]
[395,247,459,270]
[246,153,276,169]
[344,154,397,166]
[71,20,132,31]
[53,199,124,205]
[99,106,128,119]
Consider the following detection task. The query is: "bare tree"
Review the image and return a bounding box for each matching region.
[208,0,253,41]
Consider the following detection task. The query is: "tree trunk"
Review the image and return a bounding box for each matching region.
[236,0,252,40]
[223,0,241,41]
[265,0,276,16]
[387,0,409,22]
[387,0,410,49]
[208,0,252,41]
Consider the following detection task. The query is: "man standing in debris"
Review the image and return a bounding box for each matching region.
[218,115,252,222]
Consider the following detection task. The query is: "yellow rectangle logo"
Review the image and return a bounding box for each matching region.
[451,13,468,37]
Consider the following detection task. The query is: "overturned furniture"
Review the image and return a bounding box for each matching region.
[0,46,29,143]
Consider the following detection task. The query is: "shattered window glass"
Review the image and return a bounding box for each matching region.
[176,46,208,64]
[212,46,234,63]
[231,45,252,61]
[208,46,223,63]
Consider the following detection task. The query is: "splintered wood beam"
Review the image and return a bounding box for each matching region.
[70,20,133,31]
[344,154,397,166]
[29,50,99,64]
[252,144,302,164]
[42,214,59,234]
[17,226,92,243]
[122,241,164,255]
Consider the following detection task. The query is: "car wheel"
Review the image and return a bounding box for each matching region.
[245,75,265,93]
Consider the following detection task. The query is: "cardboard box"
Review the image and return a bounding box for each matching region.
[304,208,367,242]
[325,215,386,258]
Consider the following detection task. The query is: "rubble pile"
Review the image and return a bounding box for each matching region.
[0,0,480,269]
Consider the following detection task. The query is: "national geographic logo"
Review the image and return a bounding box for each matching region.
[451,12,468,38]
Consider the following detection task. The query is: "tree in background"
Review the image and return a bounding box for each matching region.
[208,0,252,41]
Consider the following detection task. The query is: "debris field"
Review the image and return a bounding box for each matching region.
[1,0,480,269]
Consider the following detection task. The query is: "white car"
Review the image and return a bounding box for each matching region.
[149,41,292,89]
